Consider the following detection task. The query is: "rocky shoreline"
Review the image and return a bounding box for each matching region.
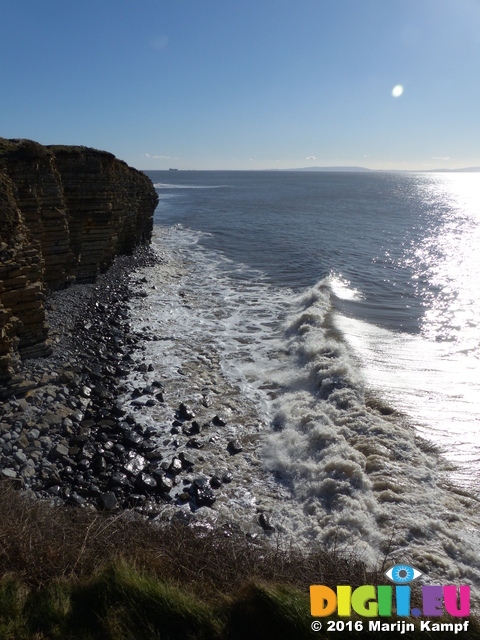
[0,243,281,534]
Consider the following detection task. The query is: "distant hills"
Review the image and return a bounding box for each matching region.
[284,166,372,172]
[280,166,480,173]
[424,167,480,173]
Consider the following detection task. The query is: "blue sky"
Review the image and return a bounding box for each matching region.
[1,0,479,170]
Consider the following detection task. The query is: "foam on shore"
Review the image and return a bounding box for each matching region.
[124,224,480,598]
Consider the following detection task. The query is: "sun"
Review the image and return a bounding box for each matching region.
[392,85,404,98]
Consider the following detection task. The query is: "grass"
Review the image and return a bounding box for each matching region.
[0,482,477,639]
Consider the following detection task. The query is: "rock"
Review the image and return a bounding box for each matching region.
[0,136,157,397]
[91,455,107,473]
[178,451,195,468]
[168,457,183,475]
[124,455,146,476]
[156,475,173,493]
[123,430,143,448]
[210,475,222,489]
[67,492,86,506]
[191,478,216,507]
[1,468,17,479]
[13,450,27,464]
[186,438,204,449]
[135,472,157,492]
[212,415,227,427]
[227,439,243,455]
[178,403,195,420]
[108,473,130,488]
[258,512,275,531]
[183,421,201,436]
[97,491,118,511]
[50,443,70,460]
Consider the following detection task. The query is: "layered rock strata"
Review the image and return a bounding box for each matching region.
[0,138,158,394]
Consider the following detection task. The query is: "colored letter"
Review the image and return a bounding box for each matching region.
[422,586,443,616]
[377,585,392,616]
[443,586,470,617]
[395,585,410,616]
[310,586,337,617]
[337,586,352,616]
[351,586,378,617]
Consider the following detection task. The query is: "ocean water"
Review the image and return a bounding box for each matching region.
[139,170,480,591]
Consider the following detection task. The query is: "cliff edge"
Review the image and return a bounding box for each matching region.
[0,137,158,393]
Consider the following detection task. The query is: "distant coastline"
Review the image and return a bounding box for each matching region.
[145,166,480,173]
[277,165,480,173]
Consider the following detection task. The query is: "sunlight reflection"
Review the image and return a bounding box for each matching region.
[406,174,480,356]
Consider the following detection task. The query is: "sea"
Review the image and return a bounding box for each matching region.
[138,169,480,592]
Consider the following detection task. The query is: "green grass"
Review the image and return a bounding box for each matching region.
[0,482,477,639]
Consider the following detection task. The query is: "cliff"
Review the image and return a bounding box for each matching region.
[0,137,158,393]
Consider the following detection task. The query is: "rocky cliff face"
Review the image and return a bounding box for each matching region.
[0,138,158,393]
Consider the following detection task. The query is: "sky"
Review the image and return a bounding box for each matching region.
[1,0,480,171]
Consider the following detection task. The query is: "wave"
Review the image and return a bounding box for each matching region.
[134,226,480,596]
[261,282,480,592]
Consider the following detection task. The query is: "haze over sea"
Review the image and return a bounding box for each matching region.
[143,169,480,591]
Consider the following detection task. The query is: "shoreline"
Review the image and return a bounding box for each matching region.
[0,241,282,537]
[2,225,480,604]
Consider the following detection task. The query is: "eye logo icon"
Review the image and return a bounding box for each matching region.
[385,564,423,583]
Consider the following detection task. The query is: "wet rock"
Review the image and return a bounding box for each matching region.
[191,477,216,507]
[124,455,146,476]
[178,403,195,420]
[135,472,157,492]
[212,415,227,427]
[168,457,183,475]
[144,448,163,461]
[156,475,173,493]
[227,439,243,455]
[186,438,204,449]
[179,451,195,468]
[112,443,126,457]
[258,512,275,532]
[123,430,143,448]
[109,472,130,488]
[183,421,201,436]
[210,475,222,489]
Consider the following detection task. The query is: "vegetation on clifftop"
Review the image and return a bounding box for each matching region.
[0,482,476,640]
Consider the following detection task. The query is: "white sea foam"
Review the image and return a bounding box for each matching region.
[262,285,480,591]
[129,224,480,598]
